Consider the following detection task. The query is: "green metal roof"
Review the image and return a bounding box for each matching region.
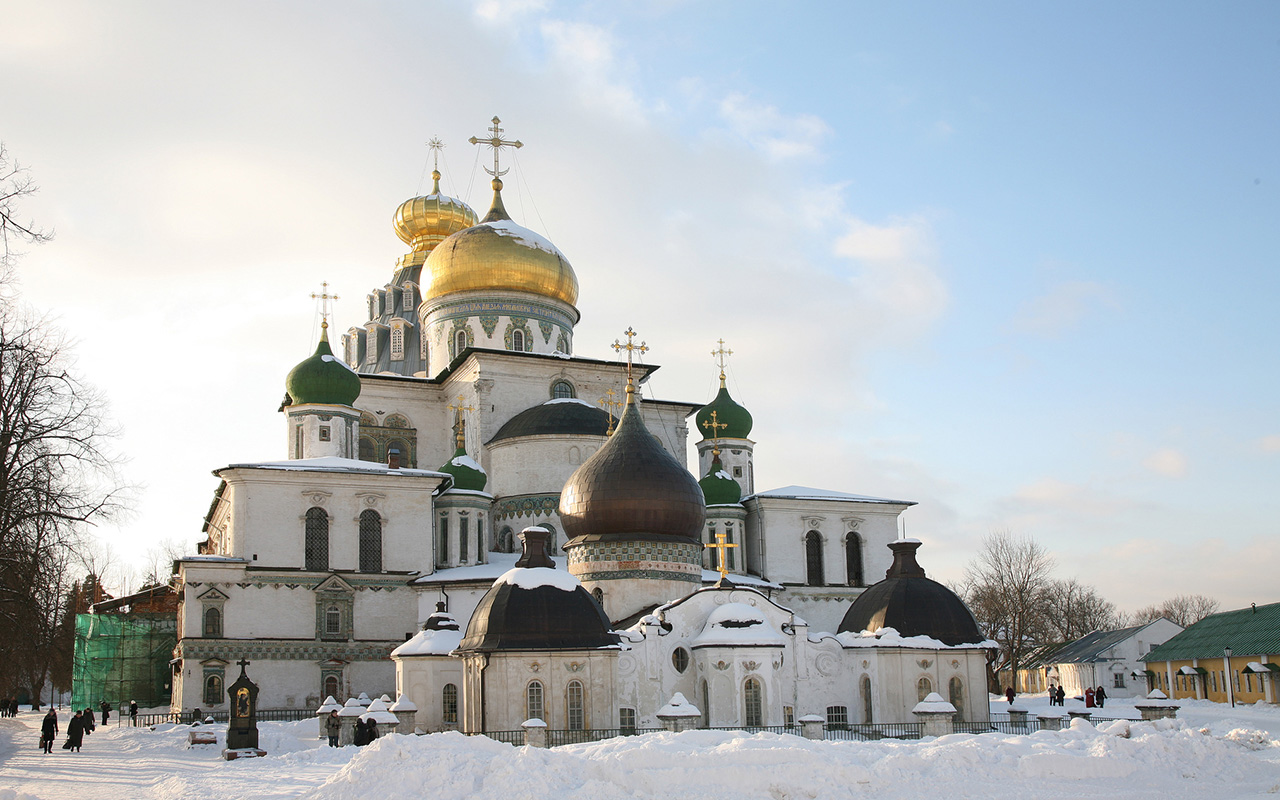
[1143,601,1280,662]
[695,385,752,440]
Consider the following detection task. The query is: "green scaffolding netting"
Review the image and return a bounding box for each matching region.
[72,613,176,710]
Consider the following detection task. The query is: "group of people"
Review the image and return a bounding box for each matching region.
[39,707,97,753]
[1045,684,1108,707]
[0,698,19,717]
[323,710,381,747]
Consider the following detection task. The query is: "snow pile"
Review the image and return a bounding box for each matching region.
[485,219,567,258]
[833,626,998,651]
[692,603,785,647]
[656,693,701,718]
[298,720,1280,800]
[449,453,485,472]
[912,692,956,714]
[494,566,581,592]
[545,398,594,407]
[392,626,464,657]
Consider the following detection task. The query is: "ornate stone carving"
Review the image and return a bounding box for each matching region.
[539,320,553,343]
[917,659,932,669]
[479,315,500,337]
[743,661,760,671]
[303,490,332,506]
[713,661,730,671]
[802,516,825,530]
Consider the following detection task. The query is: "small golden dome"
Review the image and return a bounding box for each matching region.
[423,178,579,307]
[392,171,479,268]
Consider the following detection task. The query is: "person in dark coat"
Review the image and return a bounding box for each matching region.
[366,718,379,743]
[1095,685,1107,708]
[40,709,58,754]
[99,700,110,726]
[62,710,85,752]
[325,711,341,747]
[352,717,369,746]
[1056,685,1065,706]
[129,700,138,726]
[83,707,96,735]
[1004,686,1016,705]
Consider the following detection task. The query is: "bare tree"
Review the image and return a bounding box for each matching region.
[0,143,53,268]
[1041,578,1119,642]
[1131,594,1220,628]
[961,531,1055,692]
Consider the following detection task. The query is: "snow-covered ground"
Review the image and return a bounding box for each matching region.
[1,696,1278,800]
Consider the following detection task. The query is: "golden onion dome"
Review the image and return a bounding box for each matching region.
[423,178,579,307]
[392,171,479,268]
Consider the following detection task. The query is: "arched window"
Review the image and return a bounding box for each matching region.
[917,676,932,702]
[454,329,467,358]
[861,675,873,724]
[551,380,575,399]
[744,678,763,727]
[305,507,329,571]
[325,605,341,636]
[498,527,515,554]
[203,674,223,706]
[203,607,222,638]
[592,587,605,607]
[846,532,864,587]
[511,329,525,352]
[359,509,382,572]
[386,438,409,466]
[949,677,965,722]
[701,680,711,728]
[459,516,469,563]
[566,680,585,731]
[804,531,824,587]
[526,681,544,722]
[358,436,376,462]
[442,683,458,724]
[323,675,339,700]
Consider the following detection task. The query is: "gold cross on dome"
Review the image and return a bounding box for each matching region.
[701,409,726,457]
[711,338,733,385]
[468,116,523,178]
[598,387,623,434]
[705,531,738,580]
[447,395,475,449]
[311,281,340,325]
[427,137,445,171]
[611,327,649,402]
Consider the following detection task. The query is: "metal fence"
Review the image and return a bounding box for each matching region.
[132,707,316,727]
[705,725,800,737]
[823,722,923,740]
[469,729,525,746]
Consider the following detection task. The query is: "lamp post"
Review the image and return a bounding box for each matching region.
[1224,646,1235,708]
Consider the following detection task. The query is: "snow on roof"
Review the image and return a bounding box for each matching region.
[545,398,594,407]
[495,566,582,592]
[391,627,464,657]
[412,552,568,585]
[835,626,997,651]
[485,219,566,257]
[319,353,358,374]
[748,485,916,505]
[913,693,957,714]
[177,555,248,563]
[221,456,448,478]
[692,603,786,648]
[450,454,486,472]
[698,570,782,590]
[656,692,701,718]
[389,695,417,712]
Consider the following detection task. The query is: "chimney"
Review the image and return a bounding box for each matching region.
[885,539,928,580]
[515,526,556,569]
[388,448,401,470]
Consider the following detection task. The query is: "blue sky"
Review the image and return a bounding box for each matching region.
[2,0,1277,612]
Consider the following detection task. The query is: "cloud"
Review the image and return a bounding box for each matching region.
[474,0,547,22]
[718,92,833,160]
[1260,435,1280,453]
[833,217,949,342]
[1142,447,1188,478]
[1008,280,1117,338]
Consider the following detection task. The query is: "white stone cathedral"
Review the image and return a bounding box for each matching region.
[172,121,992,731]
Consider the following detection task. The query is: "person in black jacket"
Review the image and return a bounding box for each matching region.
[1095,685,1107,708]
[62,711,85,752]
[83,706,96,735]
[40,709,58,754]
[129,700,138,726]
[100,700,110,726]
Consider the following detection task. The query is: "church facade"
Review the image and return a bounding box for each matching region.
[172,122,991,727]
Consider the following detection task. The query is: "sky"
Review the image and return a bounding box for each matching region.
[2,0,1277,613]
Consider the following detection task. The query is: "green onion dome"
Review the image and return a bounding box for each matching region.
[695,379,752,440]
[698,454,742,506]
[285,324,361,406]
[439,445,488,492]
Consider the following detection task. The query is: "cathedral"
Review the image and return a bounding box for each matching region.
[172,120,992,730]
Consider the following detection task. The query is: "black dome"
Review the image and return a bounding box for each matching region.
[837,540,984,646]
[457,529,620,653]
[488,400,615,444]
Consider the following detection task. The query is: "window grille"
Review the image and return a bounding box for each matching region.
[442,684,458,724]
[567,680,585,731]
[744,678,763,727]
[359,509,382,572]
[527,681,544,722]
[305,508,329,571]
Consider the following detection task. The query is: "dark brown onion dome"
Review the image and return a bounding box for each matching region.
[837,539,984,646]
[559,398,705,544]
[487,399,614,444]
[456,528,620,653]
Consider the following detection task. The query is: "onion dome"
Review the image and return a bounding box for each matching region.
[488,398,613,444]
[695,377,752,440]
[837,539,984,646]
[699,454,742,506]
[456,528,619,653]
[392,170,479,267]
[423,178,579,307]
[559,392,706,544]
[439,445,487,491]
[285,323,361,406]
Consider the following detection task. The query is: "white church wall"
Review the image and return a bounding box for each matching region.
[477,650,617,732]
[487,434,602,498]
[415,584,491,630]
[395,655,465,732]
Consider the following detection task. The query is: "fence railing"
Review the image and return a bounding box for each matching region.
[470,729,525,746]
[132,708,316,727]
[705,725,800,736]
[823,722,923,740]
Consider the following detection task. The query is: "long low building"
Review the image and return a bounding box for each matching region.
[1142,601,1280,705]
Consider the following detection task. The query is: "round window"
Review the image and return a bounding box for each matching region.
[672,647,690,673]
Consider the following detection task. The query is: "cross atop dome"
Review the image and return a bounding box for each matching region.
[311,281,339,329]
[711,338,733,387]
[469,116,523,178]
[427,136,445,172]
[611,327,648,403]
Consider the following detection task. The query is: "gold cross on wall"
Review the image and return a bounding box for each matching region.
[311,281,340,325]
[447,395,475,450]
[468,116,523,178]
[611,327,649,403]
[598,387,623,434]
[705,531,738,580]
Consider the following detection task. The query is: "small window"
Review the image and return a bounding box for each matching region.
[783,706,794,727]
[949,677,965,722]
[826,705,848,730]
[672,647,690,674]
[442,683,458,724]
[390,324,405,361]
[620,707,637,734]
[325,605,341,636]
[551,380,575,399]
[744,678,763,727]
[567,680,585,731]
[511,329,525,352]
[294,425,303,458]
[203,674,223,706]
[527,681,544,722]
[318,426,331,442]
[454,329,467,358]
[203,606,222,637]
[917,677,932,702]
[592,587,604,607]
[1113,673,1125,689]
[324,675,339,699]
[733,466,743,477]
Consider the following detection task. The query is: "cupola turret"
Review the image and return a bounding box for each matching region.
[283,320,362,460]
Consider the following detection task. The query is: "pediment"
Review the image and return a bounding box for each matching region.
[200,658,230,666]
[315,574,355,595]
[197,587,230,602]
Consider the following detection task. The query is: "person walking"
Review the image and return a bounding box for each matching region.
[1056,685,1065,706]
[62,710,85,752]
[325,710,341,747]
[1095,685,1107,708]
[129,700,138,726]
[1004,686,1016,705]
[40,709,58,754]
[83,707,96,735]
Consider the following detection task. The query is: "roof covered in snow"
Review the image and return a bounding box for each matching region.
[746,485,916,506]
[218,456,449,479]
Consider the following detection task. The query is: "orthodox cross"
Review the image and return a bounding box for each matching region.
[447,395,475,449]
[311,281,339,326]
[701,409,726,457]
[468,116,523,178]
[611,327,649,402]
[711,338,733,384]
[598,387,623,434]
[236,658,251,677]
[427,136,445,171]
[705,531,738,580]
